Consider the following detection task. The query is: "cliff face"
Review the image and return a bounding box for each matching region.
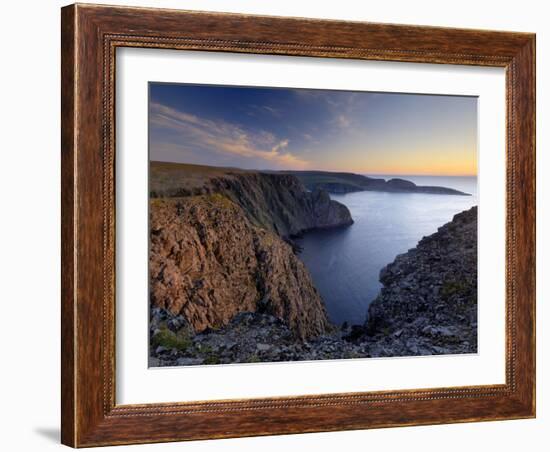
[362,206,478,356]
[149,194,332,340]
[149,162,353,237]
[210,172,353,237]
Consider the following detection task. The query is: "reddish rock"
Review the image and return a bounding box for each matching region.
[149,195,331,339]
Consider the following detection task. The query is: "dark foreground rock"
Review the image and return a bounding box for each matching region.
[362,206,478,356]
[150,309,365,366]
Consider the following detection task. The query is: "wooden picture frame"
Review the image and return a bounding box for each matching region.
[61,3,535,447]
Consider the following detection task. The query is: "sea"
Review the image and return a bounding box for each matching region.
[296,176,478,326]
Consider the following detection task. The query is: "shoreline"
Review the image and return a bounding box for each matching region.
[294,187,477,326]
[150,205,478,366]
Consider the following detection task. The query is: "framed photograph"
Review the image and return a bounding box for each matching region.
[61,3,536,447]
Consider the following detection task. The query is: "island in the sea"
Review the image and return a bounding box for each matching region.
[149,162,477,366]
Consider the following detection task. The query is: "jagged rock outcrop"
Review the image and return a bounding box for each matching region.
[149,194,332,339]
[362,206,478,356]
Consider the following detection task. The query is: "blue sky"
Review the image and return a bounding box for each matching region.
[149,83,477,176]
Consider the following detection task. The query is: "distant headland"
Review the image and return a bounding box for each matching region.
[277,170,470,196]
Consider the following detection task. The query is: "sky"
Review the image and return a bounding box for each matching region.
[149,83,477,176]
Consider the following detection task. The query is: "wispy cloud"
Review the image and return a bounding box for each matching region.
[150,102,309,168]
[247,104,282,118]
[262,105,282,117]
[271,139,289,152]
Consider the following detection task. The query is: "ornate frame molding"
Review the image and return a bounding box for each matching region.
[61,4,535,447]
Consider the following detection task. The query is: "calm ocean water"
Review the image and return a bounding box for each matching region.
[297,176,478,326]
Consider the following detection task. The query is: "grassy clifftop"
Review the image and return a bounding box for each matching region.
[150,161,353,237]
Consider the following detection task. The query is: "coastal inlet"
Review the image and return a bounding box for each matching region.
[297,175,477,325]
[149,162,478,366]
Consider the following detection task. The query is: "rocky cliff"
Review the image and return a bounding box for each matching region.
[150,162,353,237]
[211,172,353,237]
[149,193,333,340]
[362,206,478,356]
[150,206,478,366]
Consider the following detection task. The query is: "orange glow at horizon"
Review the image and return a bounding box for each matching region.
[350,156,477,177]
[150,84,478,176]
[311,144,477,177]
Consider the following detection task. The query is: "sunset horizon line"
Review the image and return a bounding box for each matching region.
[150,159,476,178]
[150,85,477,180]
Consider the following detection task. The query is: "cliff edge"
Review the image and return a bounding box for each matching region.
[149,162,353,339]
[150,162,353,237]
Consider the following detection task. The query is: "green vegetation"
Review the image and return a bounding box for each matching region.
[149,193,236,216]
[196,343,213,354]
[203,354,221,365]
[193,343,221,364]
[150,161,251,198]
[441,279,469,300]
[151,327,192,352]
[245,354,261,363]
[205,193,236,208]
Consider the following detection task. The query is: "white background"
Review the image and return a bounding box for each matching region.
[117,49,506,404]
[0,0,546,451]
